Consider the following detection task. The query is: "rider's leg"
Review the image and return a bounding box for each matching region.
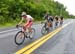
[44,20,47,28]
[23,22,29,32]
[61,20,63,24]
[49,22,53,31]
[27,21,33,33]
[47,20,52,28]
[27,21,33,38]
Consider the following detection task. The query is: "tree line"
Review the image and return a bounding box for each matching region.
[0,0,75,25]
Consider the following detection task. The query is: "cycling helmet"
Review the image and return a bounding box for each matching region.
[21,12,26,16]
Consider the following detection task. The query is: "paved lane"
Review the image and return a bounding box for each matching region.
[0,19,74,54]
[32,19,75,54]
[0,24,43,54]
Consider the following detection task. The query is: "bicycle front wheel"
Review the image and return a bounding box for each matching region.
[15,31,25,45]
[41,26,48,35]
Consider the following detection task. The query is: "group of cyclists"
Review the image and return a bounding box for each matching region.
[43,12,64,30]
[15,11,64,45]
[16,11,63,35]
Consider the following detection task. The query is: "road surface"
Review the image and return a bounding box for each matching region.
[0,19,75,54]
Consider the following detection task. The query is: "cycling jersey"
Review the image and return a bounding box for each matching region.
[48,16,53,22]
[22,15,33,29]
[22,15,33,22]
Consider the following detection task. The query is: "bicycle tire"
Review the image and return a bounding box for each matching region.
[41,26,48,35]
[15,31,25,45]
[60,21,63,26]
[29,28,35,39]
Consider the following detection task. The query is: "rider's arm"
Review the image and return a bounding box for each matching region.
[43,15,46,20]
[18,17,24,25]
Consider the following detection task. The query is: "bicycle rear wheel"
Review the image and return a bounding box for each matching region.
[15,31,25,45]
[29,28,35,39]
[60,21,63,26]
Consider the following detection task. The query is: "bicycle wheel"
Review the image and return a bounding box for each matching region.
[15,31,25,45]
[60,21,63,26]
[29,28,35,39]
[41,26,48,35]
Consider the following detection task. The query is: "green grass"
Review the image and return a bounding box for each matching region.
[0,22,17,28]
[0,20,42,28]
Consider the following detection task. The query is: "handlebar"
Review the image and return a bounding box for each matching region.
[16,25,23,28]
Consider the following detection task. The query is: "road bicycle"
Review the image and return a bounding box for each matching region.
[41,21,52,35]
[14,25,35,45]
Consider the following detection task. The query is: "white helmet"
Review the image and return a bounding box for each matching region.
[21,12,26,16]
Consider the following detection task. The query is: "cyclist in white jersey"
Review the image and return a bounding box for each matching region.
[17,12,34,32]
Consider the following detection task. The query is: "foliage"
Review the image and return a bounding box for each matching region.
[0,0,75,25]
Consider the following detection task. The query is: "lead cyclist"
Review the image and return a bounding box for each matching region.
[16,11,34,33]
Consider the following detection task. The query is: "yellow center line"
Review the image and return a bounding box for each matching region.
[15,27,58,54]
[23,28,61,54]
[15,22,71,54]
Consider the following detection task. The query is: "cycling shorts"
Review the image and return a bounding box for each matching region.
[24,21,33,29]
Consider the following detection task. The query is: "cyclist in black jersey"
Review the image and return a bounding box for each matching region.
[43,12,49,28]
[54,15,59,27]
[47,16,53,28]
[42,12,54,32]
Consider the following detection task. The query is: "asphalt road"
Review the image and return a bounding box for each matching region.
[0,19,75,54]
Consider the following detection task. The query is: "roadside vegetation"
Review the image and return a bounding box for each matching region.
[0,0,75,27]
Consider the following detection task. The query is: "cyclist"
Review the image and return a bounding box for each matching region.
[16,11,34,33]
[43,12,49,28]
[43,12,53,31]
[54,15,59,27]
[60,16,63,25]
[48,16,53,28]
